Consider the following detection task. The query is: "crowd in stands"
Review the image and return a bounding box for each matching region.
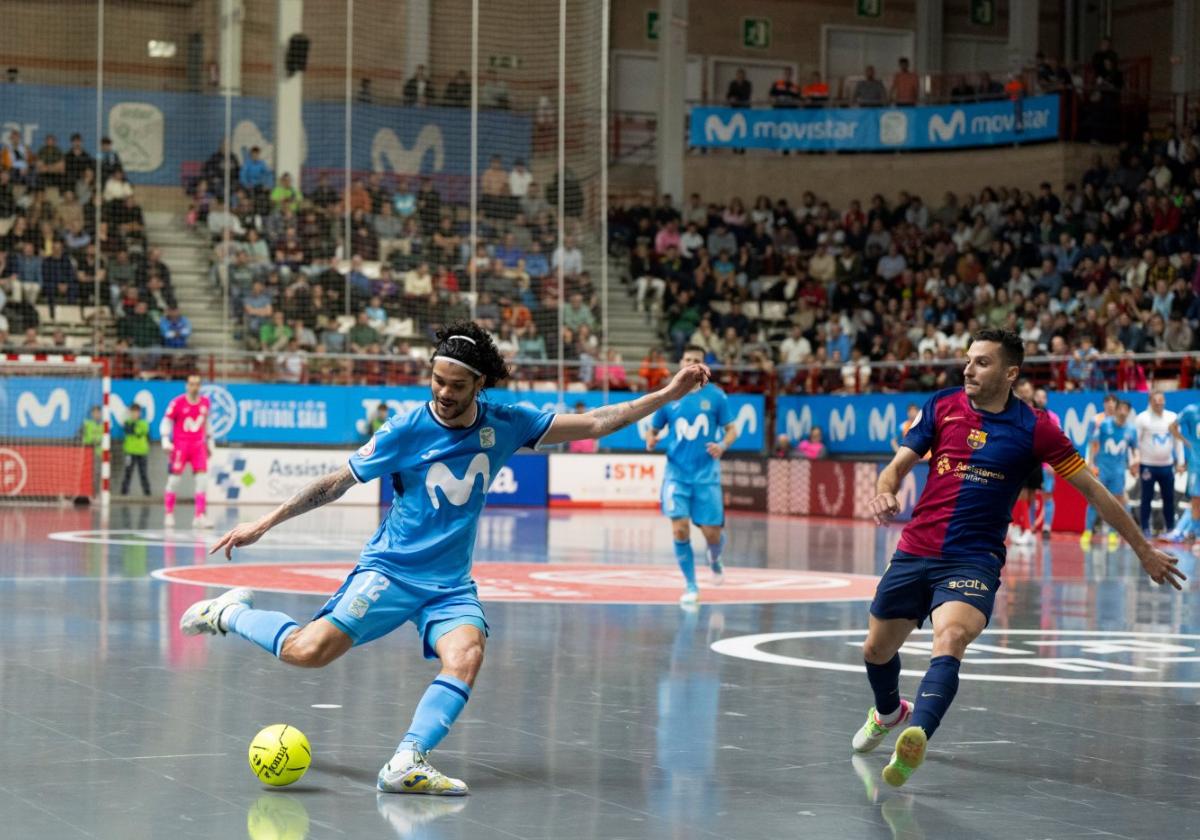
[610,130,1200,396]
[188,139,600,385]
[0,130,185,358]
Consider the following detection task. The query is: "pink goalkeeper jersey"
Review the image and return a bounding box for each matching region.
[165,395,211,444]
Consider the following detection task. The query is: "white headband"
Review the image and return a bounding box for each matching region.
[447,335,477,345]
[434,355,483,377]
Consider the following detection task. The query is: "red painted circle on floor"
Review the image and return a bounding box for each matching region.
[153,562,879,605]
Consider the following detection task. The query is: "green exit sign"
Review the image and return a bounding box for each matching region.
[646,9,660,41]
[742,17,771,49]
[856,0,882,18]
[970,0,995,26]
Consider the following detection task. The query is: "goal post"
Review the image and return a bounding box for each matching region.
[0,354,111,505]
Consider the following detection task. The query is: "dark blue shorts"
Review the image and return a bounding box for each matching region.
[869,550,1002,628]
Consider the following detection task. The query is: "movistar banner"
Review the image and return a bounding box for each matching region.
[690,95,1059,151]
[777,390,1200,455]
[0,84,530,192]
[105,381,764,451]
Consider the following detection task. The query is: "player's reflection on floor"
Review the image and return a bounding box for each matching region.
[849,755,926,840]
[375,793,468,838]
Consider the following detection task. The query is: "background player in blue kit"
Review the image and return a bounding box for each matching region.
[1169,401,1200,542]
[645,345,739,606]
[1082,397,1138,550]
[179,321,711,796]
[855,329,1183,788]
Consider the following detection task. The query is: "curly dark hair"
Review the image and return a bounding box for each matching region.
[429,320,510,388]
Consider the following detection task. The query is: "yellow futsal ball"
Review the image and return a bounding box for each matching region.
[248,724,311,787]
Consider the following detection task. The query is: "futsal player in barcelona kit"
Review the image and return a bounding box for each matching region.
[160,374,214,529]
[180,322,711,795]
[646,345,739,605]
[852,330,1184,787]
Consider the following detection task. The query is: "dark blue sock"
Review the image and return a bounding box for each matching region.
[910,655,961,739]
[865,654,902,716]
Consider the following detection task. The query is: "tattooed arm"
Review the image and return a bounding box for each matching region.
[210,465,358,559]
[540,364,711,445]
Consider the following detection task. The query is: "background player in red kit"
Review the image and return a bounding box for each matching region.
[850,329,1184,787]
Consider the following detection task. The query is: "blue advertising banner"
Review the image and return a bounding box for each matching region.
[0,376,103,440]
[778,390,1200,455]
[106,381,765,451]
[0,84,530,191]
[689,95,1059,151]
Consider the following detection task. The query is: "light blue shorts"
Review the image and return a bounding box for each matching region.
[1188,469,1200,498]
[1098,468,1127,497]
[661,479,724,527]
[313,567,488,659]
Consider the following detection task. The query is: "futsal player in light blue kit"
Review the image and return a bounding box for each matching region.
[645,345,739,606]
[179,322,711,795]
[1081,397,1138,550]
[1168,401,1200,542]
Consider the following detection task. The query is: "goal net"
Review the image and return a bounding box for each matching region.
[0,355,110,503]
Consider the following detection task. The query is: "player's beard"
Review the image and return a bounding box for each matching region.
[432,391,474,423]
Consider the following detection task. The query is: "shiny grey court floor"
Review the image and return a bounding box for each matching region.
[3,503,1200,840]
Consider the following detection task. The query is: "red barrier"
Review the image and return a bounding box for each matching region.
[0,446,93,497]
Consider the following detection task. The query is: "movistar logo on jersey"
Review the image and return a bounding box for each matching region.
[1102,438,1128,457]
[16,388,70,428]
[425,453,491,509]
[674,414,712,441]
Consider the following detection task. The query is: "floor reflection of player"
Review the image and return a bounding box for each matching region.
[375,794,466,839]
[653,606,722,826]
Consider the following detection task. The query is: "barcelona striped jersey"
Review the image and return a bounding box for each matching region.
[899,387,1085,564]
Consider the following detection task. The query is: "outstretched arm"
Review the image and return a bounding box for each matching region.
[541,363,711,445]
[210,465,358,559]
[1066,468,1185,589]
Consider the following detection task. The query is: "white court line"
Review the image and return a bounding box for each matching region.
[945,740,1013,746]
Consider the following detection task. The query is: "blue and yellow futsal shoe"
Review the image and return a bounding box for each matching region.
[378,746,468,796]
[882,726,927,787]
[850,699,912,753]
[179,587,254,636]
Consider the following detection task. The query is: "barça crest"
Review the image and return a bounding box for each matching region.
[966,429,988,450]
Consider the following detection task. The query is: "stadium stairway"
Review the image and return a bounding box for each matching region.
[145,211,229,351]
[600,254,659,365]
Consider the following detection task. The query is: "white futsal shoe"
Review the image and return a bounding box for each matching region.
[679,585,700,608]
[851,699,913,753]
[378,745,469,796]
[163,512,175,528]
[179,587,254,636]
[192,513,214,529]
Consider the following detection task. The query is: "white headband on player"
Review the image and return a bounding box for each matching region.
[433,355,483,377]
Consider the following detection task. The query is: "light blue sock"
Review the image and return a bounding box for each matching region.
[225,606,299,658]
[707,532,726,567]
[674,539,697,589]
[400,674,471,754]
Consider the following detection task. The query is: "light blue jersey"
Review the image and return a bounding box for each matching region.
[650,383,734,486]
[348,399,555,588]
[1179,404,1200,494]
[1091,417,1136,477]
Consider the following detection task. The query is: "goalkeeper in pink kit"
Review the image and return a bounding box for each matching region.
[161,374,215,529]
